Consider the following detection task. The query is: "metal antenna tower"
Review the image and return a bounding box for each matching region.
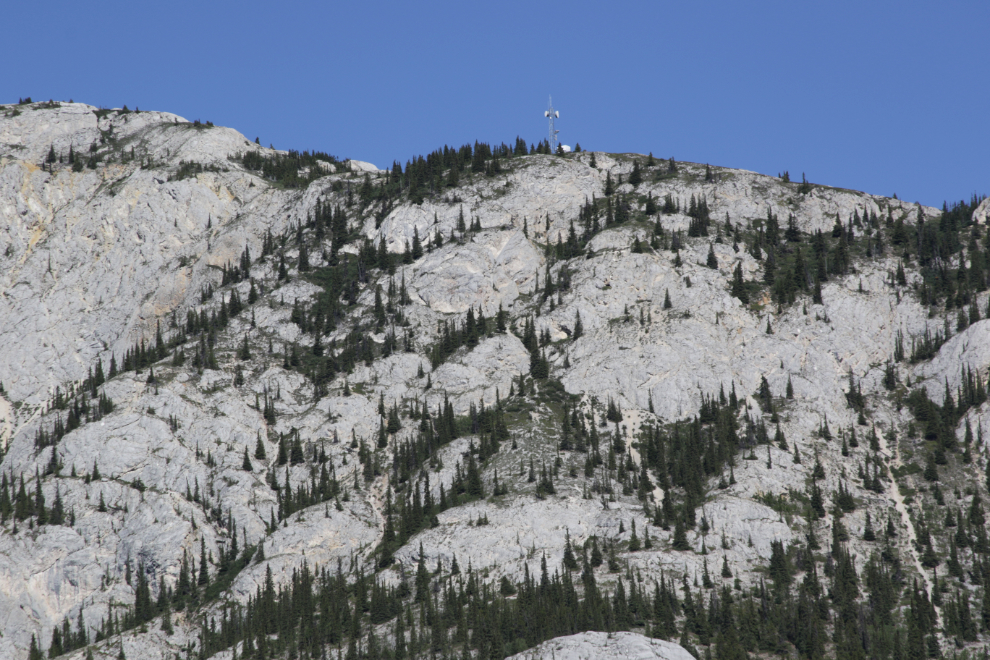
[544,96,559,153]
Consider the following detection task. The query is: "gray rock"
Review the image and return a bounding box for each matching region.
[506,631,694,660]
[348,159,379,173]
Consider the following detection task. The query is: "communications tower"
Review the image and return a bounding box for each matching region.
[544,97,559,153]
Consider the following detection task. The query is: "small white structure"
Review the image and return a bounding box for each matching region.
[560,145,572,153]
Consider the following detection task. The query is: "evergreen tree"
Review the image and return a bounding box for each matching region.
[731,262,749,303]
[290,434,305,464]
[628,520,641,552]
[298,243,310,271]
[563,531,579,570]
[863,511,875,541]
[28,634,42,660]
[629,161,642,186]
[645,192,657,215]
[415,544,430,602]
[672,519,690,551]
[706,243,718,269]
[412,226,423,259]
[197,537,209,586]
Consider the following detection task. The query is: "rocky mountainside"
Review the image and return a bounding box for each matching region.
[1,99,989,660]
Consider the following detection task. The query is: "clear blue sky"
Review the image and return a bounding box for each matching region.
[6,1,987,207]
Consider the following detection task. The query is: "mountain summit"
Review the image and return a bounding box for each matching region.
[1,99,989,660]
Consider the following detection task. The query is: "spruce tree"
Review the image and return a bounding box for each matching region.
[863,511,876,541]
[731,262,749,303]
[562,531,579,570]
[290,434,305,464]
[629,161,642,186]
[645,191,657,215]
[412,226,424,259]
[923,453,939,481]
[672,519,690,551]
[628,520,640,551]
[28,634,42,660]
[198,537,209,586]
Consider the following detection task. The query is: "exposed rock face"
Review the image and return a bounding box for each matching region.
[0,103,278,405]
[975,197,990,225]
[347,159,379,173]
[505,631,694,660]
[0,100,987,660]
[406,231,540,315]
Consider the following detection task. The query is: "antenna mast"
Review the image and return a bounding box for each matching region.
[544,96,559,153]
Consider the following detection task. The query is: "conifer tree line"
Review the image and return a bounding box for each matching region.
[28,360,117,475]
[653,193,990,317]
[570,179,986,325]
[239,135,564,210]
[904,364,988,461]
[749,196,990,310]
[0,467,71,527]
[34,545,770,660]
[426,305,508,369]
[516,160,971,315]
[169,160,228,182]
[238,148,342,189]
[35,105,238,177]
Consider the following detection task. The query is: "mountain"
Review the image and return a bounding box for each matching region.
[1,99,988,660]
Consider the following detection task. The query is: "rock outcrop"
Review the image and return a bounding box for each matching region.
[506,632,694,660]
